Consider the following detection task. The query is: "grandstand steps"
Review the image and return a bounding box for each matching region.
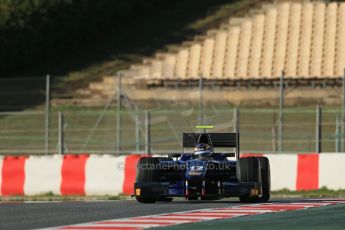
[154,52,168,59]
[68,81,343,107]
[219,24,231,30]
[77,74,343,95]
[52,97,111,106]
[75,89,92,96]
[134,1,345,81]
[194,35,208,42]
[138,77,343,88]
[103,76,116,85]
[68,1,345,106]
[142,58,155,65]
[206,29,219,36]
[335,3,345,76]
[89,82,115,91]
[261,3,278,11]
[228,17,244,25]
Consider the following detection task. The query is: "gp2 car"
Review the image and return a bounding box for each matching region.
[133,126,270,203]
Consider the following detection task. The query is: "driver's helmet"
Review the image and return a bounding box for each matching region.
[194,143,214,157]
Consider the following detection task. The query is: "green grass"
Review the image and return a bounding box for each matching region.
[0,192,125,202]
[272,187,345,198]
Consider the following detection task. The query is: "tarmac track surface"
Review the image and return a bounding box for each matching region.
[0,198,343,230]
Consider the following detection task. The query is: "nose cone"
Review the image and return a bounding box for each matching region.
[186,160,207,178]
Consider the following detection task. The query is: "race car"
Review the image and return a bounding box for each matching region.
[133,126,270,203]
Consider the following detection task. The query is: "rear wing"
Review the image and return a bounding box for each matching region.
[183,133,240,159]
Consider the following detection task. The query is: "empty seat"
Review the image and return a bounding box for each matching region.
[310,2,326,78]
[322,2,337,77]
[200,37,215,79]
[211,30,227,78]
[335,3,345,77]
[150,59,163,79]
[297,2,313,77]
[187,43,202,79]
[162,54,176,78]
[175,48,189,79]
[261,8,277,78]
[273,3,290,77]
[224,27,240,79]
[134,65,150,79]
[285,3,302,78]
[248,14,265,78]
[236,20,252,78]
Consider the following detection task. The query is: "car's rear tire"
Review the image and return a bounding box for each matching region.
[237,157,260,203]
[136,157,161,183]
[258,157,270,202]
[136,157,161,203]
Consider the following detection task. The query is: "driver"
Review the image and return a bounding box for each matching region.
[194,143,214,159]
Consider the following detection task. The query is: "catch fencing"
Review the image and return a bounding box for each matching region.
[0,76,345,155]
[0,107,344,155]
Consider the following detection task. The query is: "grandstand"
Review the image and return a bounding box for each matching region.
[129,1,345,81]
[75,1,345,104]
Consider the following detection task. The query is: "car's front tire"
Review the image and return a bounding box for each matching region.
[237,157,260,202]
[258,157,271,202]
[135,157,161,203]
[237,157,271,203]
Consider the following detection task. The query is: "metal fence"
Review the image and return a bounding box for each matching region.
[0,106,344,155]
[0,75,345,155]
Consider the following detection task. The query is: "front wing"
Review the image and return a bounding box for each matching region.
[134,181,261,199]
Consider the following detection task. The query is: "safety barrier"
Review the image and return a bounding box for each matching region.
[85,155,126,196]
[242,153,345,191]
[1,156,27,196]
[0,153,344,196]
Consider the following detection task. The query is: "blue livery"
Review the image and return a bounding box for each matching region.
[134,127,271,203]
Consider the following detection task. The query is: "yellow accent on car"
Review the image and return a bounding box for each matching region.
[195,125,214,129]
